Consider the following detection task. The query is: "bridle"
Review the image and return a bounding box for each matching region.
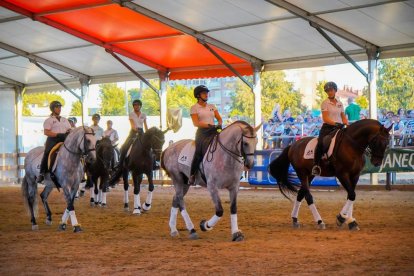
[365,127,390,160]
[63,127,96,157]
[207,125,256,165]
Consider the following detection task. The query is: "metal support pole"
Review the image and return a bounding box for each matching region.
[158,71,169,130]
[80,78,90,126]
[14,85,25,183]
[252,63,263,150]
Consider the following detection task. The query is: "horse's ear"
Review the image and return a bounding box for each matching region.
[385,123,393,133]
[253,123,263,132]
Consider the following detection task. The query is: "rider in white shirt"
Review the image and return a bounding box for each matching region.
[103,120,119,146]
[90,113,104,140]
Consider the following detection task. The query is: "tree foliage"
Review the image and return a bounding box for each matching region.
[377,57,414,112]
[229,71,305,124]
[70,100,82,116]
[313,81,326,110]
[99,83,126,115]
[167,84,194,117]
[23,92,65,116]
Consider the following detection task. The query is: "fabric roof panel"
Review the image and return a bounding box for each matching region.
[116,36,248,69]
[5,0,110,13]
[45,5,180,43]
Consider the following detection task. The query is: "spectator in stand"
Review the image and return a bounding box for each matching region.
[404,110,414,146]
[345,97,361,122]
[378,108,387,122]
[360,109,368,120]
[270,103,283,123]
[281,121,296,148]
[282,109,295,124]
[269,121,284,148]
[263,119,274,149]
[397,108,407,120]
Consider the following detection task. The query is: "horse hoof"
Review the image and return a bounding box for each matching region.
[232,231,244,242]
[73,225,83,233]
[101,203,107,208]
[317,222,326,230]
[200,220,212,232]
[133,208,141,215]
[142,203,151,211]
[32,224,39,231]
[348,221,360,231]
[336,214,346,227]
[124,203,129,211]
[189,232,199,240]
[170,231,179,237]
[58,223,66,231]
[79,190,85,197]
[292,221,301,229]
[45,219,52,226]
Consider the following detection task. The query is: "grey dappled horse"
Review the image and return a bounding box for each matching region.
[22,126,96,232]
[161,121,258,241]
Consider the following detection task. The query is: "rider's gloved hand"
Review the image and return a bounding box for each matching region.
[216,124,222,130]
[56,133,66,140]
[335,122,345,129]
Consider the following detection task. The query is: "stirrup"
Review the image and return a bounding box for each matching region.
[311,165,321,176]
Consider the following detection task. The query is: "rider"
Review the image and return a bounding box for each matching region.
[91,113,104,140]
[103,120,119,146]
[68,117,77,129]
[188,85,223,185]
[37,101,71,183]
[312,81,349,176]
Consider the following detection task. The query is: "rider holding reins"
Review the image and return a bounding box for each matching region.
[312,81,348,176]
[188,85,223,185]
[37,101,71,183]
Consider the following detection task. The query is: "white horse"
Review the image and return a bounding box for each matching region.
[161,121,258,241]
[22,126,97,232]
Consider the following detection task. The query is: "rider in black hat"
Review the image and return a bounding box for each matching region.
[37,101,71,183]
[188,85,223,185]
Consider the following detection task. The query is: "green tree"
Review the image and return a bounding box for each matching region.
[23,92,65,116]
[377,57,414,112]
[313,81,326,110]
[70,100,82,116]
[167,84,194,117]
[99,83,126,115]
[229,71,304,124]
[355,95,368,109]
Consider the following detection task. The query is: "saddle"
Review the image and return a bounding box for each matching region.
[47,142,63,191]
[304,130,340,160]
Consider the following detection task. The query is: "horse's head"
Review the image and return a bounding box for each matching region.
[96,137,114,171]
[236,121,258,169]
[145,127,166,161]
[80,126,97,164]
[367,124,391,166]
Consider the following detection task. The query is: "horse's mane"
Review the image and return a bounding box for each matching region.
[225,120,255,136]
[345,119,382,132]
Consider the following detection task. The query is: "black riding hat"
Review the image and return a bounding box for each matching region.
[324,81,338,92]
[92,113,101,120]
[193,85,209,98]
[68,117,77,124]
[49,100,62,112]
[132,99,142,106]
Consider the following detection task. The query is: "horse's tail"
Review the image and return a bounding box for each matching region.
[160,149,170,177]
[268,146,297,199]
[21,175,38,218]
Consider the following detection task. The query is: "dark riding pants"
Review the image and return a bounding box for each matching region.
[39,136,64,174]
[118,128,143,168]
[314,123,337,166]
[190,127,218,176]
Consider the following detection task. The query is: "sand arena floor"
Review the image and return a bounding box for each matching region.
[0,184,413,275]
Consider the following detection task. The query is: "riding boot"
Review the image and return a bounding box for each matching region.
[312,143,323,176]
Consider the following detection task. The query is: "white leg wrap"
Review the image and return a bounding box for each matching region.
[69,210,79,226]
[145,191,153,205]
[61,209,70,224]
[102,192,107,204]
[98,189,102,203]
[124,190,129,204]
[230,214,239,234]
[80,181,85,190]
[291,200,302,218]
[169,207,179,232]
[309,204,322,222]
[340,199,354,217]
[89,188,94,199]
[181,209,195,231]
[134,194,141,209]
[207,215,221,228]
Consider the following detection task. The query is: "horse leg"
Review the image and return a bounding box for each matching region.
[132,172,142,215]
[200,186,223,234]
[228,187,244,242]
[94,177,100,206]
[22,176,39,230]
[142,172,154,212]
[336,177,360,231]
[101,176,108,207]
[58,209,70,231]
[123,170,129,210]
[305,190,326,229]
[291,187,307,228]
[40,184,53,225]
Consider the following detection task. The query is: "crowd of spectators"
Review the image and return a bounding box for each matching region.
[262,102,414,150]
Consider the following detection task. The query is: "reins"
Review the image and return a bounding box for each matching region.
[63,127,96,157]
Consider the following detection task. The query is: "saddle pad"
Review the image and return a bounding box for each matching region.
[178,141,196,167]
[49,142,63,171]
[303,130,339,160]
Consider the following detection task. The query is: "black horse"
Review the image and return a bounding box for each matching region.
[86,137,115,207]
[109,127,166,214]
[268,119,391,231]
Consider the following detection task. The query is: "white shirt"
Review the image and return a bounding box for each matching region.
[104,128,119,145]
[129,111,147,129]
[321,98,345,124]
[190,103,217,126]
[43,115,71,134]
[91,125,104,140]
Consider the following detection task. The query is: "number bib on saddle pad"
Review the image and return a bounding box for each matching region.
[303,130,339,160]
[178,141,196,167]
